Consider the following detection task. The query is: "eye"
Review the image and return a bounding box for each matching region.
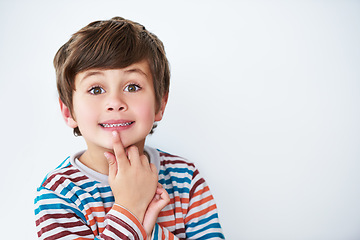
[89,86,105,95]
[124,84,141,92]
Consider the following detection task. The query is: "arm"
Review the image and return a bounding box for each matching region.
[153,162,225,240]
[183,170,225,239]
[35,187,147,239]
[149,183,224,240]
[143,183,171,239]
[35,131,158,239]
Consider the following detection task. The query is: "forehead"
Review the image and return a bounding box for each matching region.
[75,59,153,83]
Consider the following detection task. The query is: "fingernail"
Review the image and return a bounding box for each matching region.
[112,131,117,137]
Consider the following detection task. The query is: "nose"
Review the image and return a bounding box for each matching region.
[106,93,127,112]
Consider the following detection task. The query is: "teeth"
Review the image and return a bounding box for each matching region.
[102,122,132,128]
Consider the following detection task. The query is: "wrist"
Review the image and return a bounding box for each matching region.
[147,229,153,240]
[114,202,145,223]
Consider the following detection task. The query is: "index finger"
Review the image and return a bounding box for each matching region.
[112,131,130,167]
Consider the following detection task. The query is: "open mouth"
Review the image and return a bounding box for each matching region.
[100,122,134,128]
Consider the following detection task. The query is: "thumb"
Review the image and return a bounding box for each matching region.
[104,152,117,178]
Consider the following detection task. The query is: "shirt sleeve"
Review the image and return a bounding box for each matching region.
[35,187,147,239]
[153,167,225,240]
[184,170,225,239]
[151,223,179,240]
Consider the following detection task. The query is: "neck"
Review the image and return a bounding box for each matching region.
[79,148,110,175]
[79,141,146,175]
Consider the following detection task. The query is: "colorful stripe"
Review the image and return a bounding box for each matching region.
[35,149,225,239]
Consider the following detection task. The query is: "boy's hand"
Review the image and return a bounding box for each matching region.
[104,131,158,223]
[143,183,170,238]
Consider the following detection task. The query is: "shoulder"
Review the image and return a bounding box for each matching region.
[145,146,196,172]
[147,147,211,200]
[37,152,88,193]
[159,150,195,168]
[146,146,202,185]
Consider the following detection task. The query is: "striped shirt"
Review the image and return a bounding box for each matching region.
[34,147,225,239]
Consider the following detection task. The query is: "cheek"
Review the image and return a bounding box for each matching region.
[73,97,99,122]
[135,101,156,122]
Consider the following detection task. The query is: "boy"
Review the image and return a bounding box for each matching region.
[35,17,225,239]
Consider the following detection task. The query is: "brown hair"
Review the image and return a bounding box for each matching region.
[54,17,170,136]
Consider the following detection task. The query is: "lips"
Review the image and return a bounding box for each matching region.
[99,120,135,129]
[100,122,133,128]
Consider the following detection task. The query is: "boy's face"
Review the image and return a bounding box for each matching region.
[61,60,166,152]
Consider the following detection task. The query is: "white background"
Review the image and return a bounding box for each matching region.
[0,0,359,239]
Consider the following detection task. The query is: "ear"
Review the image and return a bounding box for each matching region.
[155,93,168,122]
[59,98,78,128]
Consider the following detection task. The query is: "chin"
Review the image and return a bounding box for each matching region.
[99,140,115,152]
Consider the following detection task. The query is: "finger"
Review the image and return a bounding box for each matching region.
[160,188,170,202]
[150,163,157,173]
[155,183,167,197]
[155,188,163,195]
[112,131,130,167]
[156,187,170,206]
[155,186,165,195]
[126,145,140,166]
[104,152,117,178]
[140,154,150,167]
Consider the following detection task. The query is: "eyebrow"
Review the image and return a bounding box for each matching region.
[80,71,105,82]
[124,68,149,78]
[79,67,149,83]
